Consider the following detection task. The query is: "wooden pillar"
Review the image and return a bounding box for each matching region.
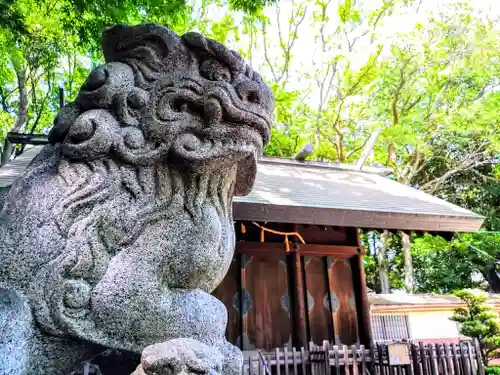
[237,221,247,350]
[324,256,340,345]
[350,251,373,345]
[287,251,308,348]
[348,228,373,345]
[237,252,244,350]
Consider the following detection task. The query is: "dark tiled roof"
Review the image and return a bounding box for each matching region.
[233,158,484,231]
[0,147,484,232]
[236,159,481,217]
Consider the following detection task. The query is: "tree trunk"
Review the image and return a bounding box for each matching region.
[478,339,489,367]
[377,230,391,294]
[1,67,27,166]
[337,132,345,163]
[1,139,13,166]
[401,231,414,293]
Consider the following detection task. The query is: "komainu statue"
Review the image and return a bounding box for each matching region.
[0,24,273,375]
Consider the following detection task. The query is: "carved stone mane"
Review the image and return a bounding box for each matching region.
[0,24,273,375]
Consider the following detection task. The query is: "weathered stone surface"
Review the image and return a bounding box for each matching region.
[0,288,101,374]
[0,23,273,374]
[131,338,226,375]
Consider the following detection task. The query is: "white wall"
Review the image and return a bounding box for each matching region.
[408,310,460,340]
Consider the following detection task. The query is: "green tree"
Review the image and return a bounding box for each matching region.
[0,0,91,164]
[410,139,500,293]
[411,234,486,293]
[2,0,499,295]
[362,230,406,294]
[359,2,500,292]
[451,289,500,366]
[241,0,398,161]
[1,0,276,48]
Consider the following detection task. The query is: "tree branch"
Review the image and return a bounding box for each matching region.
[392,56,415,125]
[346,136,370,159]
[318,0,334,53]
[0,87,11,113]
[261,21,279,84]
[277,1,308,84]
[421,160,494,194]
[29,72,53,134]
[12,66,28,132]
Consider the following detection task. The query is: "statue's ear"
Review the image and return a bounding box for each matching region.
[234,156,258,196]
[102,24,189,86]
[102,24,181,63]
[182,31,245,75]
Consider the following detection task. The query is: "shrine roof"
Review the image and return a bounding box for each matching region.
[369,293,500,311]
[233,157,484,232]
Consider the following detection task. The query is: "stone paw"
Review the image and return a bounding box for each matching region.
[131,338,223,375]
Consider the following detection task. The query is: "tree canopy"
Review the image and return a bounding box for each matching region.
[2,0,276,46]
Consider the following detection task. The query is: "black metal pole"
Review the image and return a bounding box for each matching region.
[59,86,64,109]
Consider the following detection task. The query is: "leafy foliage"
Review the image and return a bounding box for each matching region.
[485,366,500,375]
[451,290,500,365]
[253,0,500,294]
[0,0,26,35]
[412,234,487,293]
[1,0,276,49]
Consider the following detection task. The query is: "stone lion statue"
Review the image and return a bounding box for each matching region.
[0,24,273,375]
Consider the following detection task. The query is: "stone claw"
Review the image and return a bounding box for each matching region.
[131,338,223,375]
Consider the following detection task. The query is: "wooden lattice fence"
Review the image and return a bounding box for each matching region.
[242,341,484,375]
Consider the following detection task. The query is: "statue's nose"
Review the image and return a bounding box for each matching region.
[234,80,261,105]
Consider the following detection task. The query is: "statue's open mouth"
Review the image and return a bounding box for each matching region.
[159,86,271,146]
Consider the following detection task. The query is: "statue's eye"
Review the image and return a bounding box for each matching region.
[200,59,231,82]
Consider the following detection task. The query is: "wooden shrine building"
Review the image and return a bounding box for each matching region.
[214,157,484,352]
[0,148,485,353]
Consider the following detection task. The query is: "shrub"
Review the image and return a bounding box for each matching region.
[485,366,500,375]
